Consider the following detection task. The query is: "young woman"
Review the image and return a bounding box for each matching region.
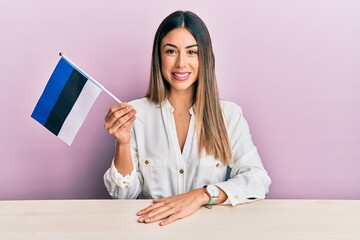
[104,11,271,226]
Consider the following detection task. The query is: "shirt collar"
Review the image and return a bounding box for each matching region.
[162,99,195,115]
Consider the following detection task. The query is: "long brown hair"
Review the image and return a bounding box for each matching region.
[145,11,231,164]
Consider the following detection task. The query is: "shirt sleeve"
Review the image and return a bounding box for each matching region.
[103,128,143,199]
[215,103,271,206]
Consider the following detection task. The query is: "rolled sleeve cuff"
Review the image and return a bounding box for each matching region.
[215,181,264,206]
[110,161,135,189]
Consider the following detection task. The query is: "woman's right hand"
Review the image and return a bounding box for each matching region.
[104,102,136,145]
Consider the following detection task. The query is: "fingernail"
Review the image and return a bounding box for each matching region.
[138,217,144,222]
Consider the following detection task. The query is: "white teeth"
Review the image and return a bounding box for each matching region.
[174,73,189,77]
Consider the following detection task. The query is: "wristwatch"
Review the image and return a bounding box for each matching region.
[203,185,219,205]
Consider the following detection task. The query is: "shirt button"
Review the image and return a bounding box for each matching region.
[179,169,184,174]
[234,194,239,199]
[144,160,149,165]
[216,163,220,167]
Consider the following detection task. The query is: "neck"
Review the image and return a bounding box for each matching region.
[168,88,194,112]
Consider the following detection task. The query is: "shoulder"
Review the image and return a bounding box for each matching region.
[220,100,244,121]
[220,100,251,139]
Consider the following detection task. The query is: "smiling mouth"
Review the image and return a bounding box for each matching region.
[172,72,190,81]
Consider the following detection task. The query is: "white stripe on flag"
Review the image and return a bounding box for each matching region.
[57,80,102,145]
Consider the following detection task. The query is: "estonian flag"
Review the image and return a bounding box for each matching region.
[31,55,102,145]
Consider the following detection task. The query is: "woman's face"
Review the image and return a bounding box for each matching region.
[160,28,199,94]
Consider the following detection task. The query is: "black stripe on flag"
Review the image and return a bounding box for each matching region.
[44,69,88,136]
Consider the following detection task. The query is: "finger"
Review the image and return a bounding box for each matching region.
[120,114,136,129]
[143,207,177,224]
[105,102,129,120]
[108,105,133,125]
[112,114,136,137]
[137,201,166,216]
[141,202,175,220]
[160,213,181,226]
[152,194,176,204]
[105,108,135,133]
[108,110,136,134]
[153,198,165,203]
[105,108,131,130]
[105,104,133,127]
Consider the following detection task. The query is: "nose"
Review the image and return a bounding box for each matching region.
[176,52,186,68]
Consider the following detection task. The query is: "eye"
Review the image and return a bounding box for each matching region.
[165,49,176,54]
[187,50,198,55]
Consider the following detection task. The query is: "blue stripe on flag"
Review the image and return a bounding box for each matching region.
[31,58,74,125]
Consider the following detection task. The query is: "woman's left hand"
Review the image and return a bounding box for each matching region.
[137,188,209,226]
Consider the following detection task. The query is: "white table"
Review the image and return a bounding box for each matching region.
[0,199,359,239]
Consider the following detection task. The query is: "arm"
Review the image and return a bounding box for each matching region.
[103,103,143,199]
[137,103,270,225]
[136,186,228,226]
[104,102,135,175]
[215,104,271,205]
[114,142,133,176]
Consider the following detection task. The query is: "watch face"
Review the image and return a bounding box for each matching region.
[207,185,219,197]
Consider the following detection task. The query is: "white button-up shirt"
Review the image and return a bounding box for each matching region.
[104,98,271,205]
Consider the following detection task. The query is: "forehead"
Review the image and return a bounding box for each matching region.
[161,28,197,46]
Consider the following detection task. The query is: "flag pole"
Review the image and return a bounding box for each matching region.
[59,52,121,103]
[58,52,146,126]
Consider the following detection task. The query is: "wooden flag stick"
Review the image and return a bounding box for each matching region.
[59,52,121,103]
[58,52,146,125]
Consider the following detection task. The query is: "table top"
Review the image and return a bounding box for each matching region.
[0,199,359,240]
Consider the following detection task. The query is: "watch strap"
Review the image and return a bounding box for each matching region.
[203,185,219,206]
[207,197,218,205]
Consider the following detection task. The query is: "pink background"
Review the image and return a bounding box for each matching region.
[0,0,359,200]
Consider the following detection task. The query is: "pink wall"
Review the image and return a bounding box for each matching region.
[0,0,359,200]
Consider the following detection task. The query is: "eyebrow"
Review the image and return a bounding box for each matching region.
[163,43,198,49]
